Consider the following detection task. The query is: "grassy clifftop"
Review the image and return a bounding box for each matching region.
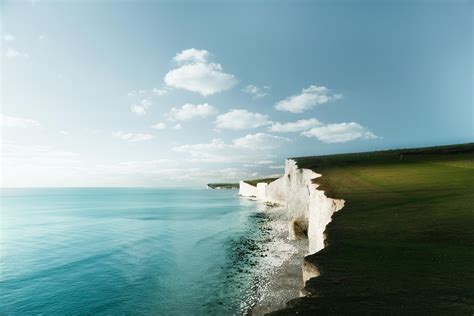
[244,177,279,186]
[272,143,474,314]
[207,183,239,189]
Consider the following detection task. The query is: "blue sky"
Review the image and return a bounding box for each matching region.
[1,0,472,187]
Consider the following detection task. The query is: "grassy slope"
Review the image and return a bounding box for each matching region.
[272,143,474,314]
[207,183,239,189]
[244,177,279,187]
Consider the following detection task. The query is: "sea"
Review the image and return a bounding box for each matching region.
[0,187,295,315]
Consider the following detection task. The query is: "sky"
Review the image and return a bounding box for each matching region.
[1,0,472,187]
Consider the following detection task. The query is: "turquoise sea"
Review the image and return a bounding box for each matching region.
[0,188,268,315]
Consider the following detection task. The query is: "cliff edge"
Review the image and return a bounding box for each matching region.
[242,143,474,315]
[239,159,345,308]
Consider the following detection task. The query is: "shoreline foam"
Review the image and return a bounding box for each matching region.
[237,204,306,315]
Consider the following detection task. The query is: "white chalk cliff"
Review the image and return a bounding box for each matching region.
[239,180,258,198]
[239,159,345,287]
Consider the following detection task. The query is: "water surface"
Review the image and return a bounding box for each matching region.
[0,188,264,314]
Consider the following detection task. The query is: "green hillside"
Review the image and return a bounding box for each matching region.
[244,178,279,187]
[207,183,239,189]
[272,143,474,314]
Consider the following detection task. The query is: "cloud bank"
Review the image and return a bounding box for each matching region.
[215,109,271,130]
[269,118,322,132]
[173,132,289,163]
[242,84,270,99]
[113,131,154,142]
[301,122,378,143]
[130,99,152,115]
[1,113,40,128]
[275,85,342,113]
[164,48,237,96]
[166,103,217,121]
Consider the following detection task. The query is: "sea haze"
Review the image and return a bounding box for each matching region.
[0,188,265,314]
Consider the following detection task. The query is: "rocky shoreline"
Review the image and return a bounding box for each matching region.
[250,215,307,315]
[238,159,345,314]
[237,204,305,315]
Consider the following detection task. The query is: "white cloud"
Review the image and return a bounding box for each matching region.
[128,88,167,97]
[96,163,258,185]
[130,105,146,115]
[130,99,151,115]
[173,123,182,130]
[166,103,217,121]
[232,133,291,150]
[113,131,154,142]
[5,47,28,59]
[2,140,247,186]
[94,159,175,175]
[4,34,15,41]
[269,118,322,133]
[164,48,237,96]
[1,138,281,187]
[301,122,378,143]
[59,130,69,136]
[173,48,211,63]
[269,165,285,169]
[127,90,149,97]
[152,88,167,96]
[275,85,342,113]
[142,99,152,106]
[176,139,227,152]
[255,160,274,165]
[151,122,166,130]
[242,84,270,99]
[173,139,229,162]
[1,142,192,187]
[1,141,83,187]
[173,133,288,163]
[215,109,271,130]
[0,113,40,128]
[2,142,78,165]
[243,160,274,167]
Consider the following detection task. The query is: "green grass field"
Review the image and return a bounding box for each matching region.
[207,183,239,189]
[272,143,474,314]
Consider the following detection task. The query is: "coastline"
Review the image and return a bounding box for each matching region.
[266,144,474,314]
[246,205,307,315]
[239,159,345,314]
[250,216,307,315]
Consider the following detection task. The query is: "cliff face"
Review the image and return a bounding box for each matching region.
[239,159,344,295]
[239,180,258,197]
[265,177,287,206]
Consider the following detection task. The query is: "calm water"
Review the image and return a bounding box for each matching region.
[0,188,265,315]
